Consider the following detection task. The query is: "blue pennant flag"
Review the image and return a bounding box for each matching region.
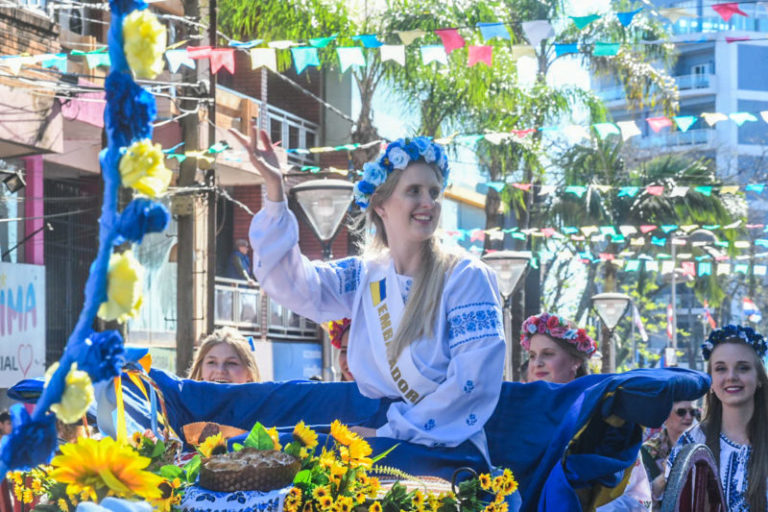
[477,22,510,40]
[291,47,321,74]
[352,34,383,48]
[555,43,579,57]
[616,8,642,27]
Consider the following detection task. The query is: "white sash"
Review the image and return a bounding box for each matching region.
[363,262,439,405]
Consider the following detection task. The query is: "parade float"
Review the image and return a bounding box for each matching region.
[0,0,724,510]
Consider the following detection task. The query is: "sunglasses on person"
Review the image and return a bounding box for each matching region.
[674,407,700,419]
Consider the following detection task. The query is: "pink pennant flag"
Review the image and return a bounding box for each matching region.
[640,225,657,234]
[646,116,673,133]
[210,48,235,74]
[187,46,213,59]
[511,128,536,138]
[726,36,751,43]
[512,183,532,191]
[681,261,696,276]
[540,227,556,237]
[434,28,466,54]
[646,185,664,196]
[469,229,485,242]
[711,2,748,21]
[467,45,492,67]
[599,253,615,261]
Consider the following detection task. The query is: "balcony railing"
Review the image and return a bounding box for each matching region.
[631,128,715,149]
[676,73,713,91]
[214,277,321,342]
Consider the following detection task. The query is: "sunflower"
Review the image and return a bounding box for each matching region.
[491,475,504,494]
[319,448,335,470]
[334,495,354,512]
[356,492,366,505]
[478,473,492,491]
[340,438,372,468]
[266,426,282,450]
[368,502,382,512]
[329,462,346,486]
[150,477,182,512]
[312,485,330,500]
[293,421,319,450]
[198,433,227,458]
[49,436,164,501]
[58,498,71,512]
[412,490,425,508]
[496,502,509,512]
[303,501,314,512]
[330,420,360,446]
[318,496,334,510]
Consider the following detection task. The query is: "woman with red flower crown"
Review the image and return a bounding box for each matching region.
[521,312,652,511]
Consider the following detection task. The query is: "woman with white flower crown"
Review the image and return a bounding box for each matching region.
[230,125,505,477]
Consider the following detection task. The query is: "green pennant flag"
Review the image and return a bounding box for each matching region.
[694,185,712,196]
[565,185,587,198]
[593,42,620,56]
[592,123,620,139]
[570,14,601,29]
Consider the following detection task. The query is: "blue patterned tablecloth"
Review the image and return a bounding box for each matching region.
[176,485,289,512]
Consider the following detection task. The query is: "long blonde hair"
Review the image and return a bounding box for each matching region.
[360,165,458,361]
[187,327,261,382]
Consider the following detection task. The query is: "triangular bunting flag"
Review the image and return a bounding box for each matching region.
[570,14,601,30]
[396,30,426,46]
[250,48,277,71]
[352,34,383,48]
[617,121,641,140]
[618,186,640,197]
[592,122,620,139]
[647,116,673,133]
[555,43,579,57]
[336,47,365,73]
[646,186,664,196]
[228,39,263,49]
[268,41,296,50]
[673,115,697,132]
[701,112,728,126]
[187,46,212,59]
[670,186,689,197]
[711,2,748,22]
[41,53,67,73]
[730,112,758,126]
[468,46,492,67]
[291,47,321,74]
[511,45,537,60]
[210,48,235,74]
[420,45,448,65]
[380,45,405,66]
[521,20,554,48]
[434,28,465,54]
[477,22,510,41]
[658,7,696,23]
[85,52,111,68]
[593,42,620,56]
[166,49,195,73]
[616,8,642,27]
[309,35,337,48]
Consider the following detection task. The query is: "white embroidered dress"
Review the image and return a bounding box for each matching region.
[249,200,506,461]
[666,424,767,511]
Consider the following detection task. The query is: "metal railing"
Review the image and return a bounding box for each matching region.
[676,73,713,91]
[214,277,321,342]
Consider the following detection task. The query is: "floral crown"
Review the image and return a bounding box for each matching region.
[325,318,351,349]
[701,324,767,361]
[353,137,450,210]
[520,312,597,356]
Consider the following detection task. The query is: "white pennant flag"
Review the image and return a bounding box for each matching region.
[250,48,277,71]
[165,49,195,73]
[521,20,554,49]
[645,260,659,272]
[670,186,689,197]
[380,45,405,66]
[617,121,641,141]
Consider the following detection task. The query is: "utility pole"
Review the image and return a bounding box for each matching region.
[205,0,217,335]
[176,0,201,376]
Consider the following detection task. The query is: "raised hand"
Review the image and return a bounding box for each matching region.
[229,121,286,201]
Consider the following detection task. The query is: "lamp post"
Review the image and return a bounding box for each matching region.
[591,292,631,373]
[482,251,531,380]
[291,179,354,260]
[290,178,354,381]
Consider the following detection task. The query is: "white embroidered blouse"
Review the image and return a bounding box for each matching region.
[249,200,506,460]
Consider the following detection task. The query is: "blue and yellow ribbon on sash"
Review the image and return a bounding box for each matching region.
[370,278,387,306]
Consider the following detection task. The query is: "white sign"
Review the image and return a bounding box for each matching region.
[0,262,45,387]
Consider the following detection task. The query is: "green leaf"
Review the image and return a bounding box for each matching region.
[232,443,244,452]
[293,469,312,485]
[159,464,184,480]
[244,422,275,451]
[370,443,399,464]
[183,455,201,483]
[150,440,166,458]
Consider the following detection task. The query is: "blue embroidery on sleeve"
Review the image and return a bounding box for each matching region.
[448,302,503,349]
[424,419,435,431]
[463,380,475,393]
[466,414,477,426]
[329,257,360,295]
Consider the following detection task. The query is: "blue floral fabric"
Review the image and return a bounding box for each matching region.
[447,302,504,350]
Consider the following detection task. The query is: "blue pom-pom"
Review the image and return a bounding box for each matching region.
[66,330,126,383]
[105,72,156,148]
[0,405,57,471]
[116,198,170,243]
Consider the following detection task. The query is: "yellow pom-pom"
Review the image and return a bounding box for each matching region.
[119,139,172,198]
[122,9,166,79]
[98,250,144,323]
[46,363,94,424]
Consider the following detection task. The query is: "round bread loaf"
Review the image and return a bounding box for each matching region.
[199,448,301,492]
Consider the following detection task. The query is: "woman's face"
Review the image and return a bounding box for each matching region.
[374,163,442,246]
[709,342,759,408]
[664,400,697,437]
[200,343,252,384]
[528,334,582,384]
[338,330,354,382]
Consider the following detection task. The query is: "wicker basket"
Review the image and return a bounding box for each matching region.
[198,448,300,492]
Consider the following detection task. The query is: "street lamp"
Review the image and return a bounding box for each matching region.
[482,251,531,380]
[291,179,354,260]
[591,292,632,373]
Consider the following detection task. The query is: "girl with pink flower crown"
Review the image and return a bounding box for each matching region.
[521,313,653,511]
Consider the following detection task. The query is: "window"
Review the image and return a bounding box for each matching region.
[691,64,707,76]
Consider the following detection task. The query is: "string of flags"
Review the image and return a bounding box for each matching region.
[3,2,767,77]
